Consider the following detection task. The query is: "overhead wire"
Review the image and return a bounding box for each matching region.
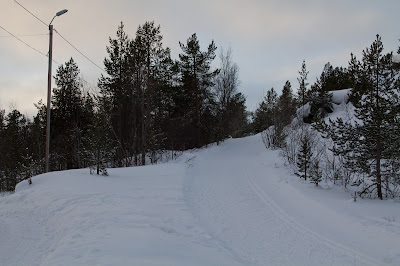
[54,29,106,74]
[13,0,48,27]
[12,0,106,94]
[0,24,100,96]
[0,24,59,65]
[13,0,106,75]
[0,33,48,38]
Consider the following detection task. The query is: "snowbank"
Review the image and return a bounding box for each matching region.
[393,54,400,63]
[331,88,351,104]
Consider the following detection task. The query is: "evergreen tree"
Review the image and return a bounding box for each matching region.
[30,100,47,172]
[318,35,400,199]
[297,60,309,107]
[0,109,5,191]
[262,81,297,148]
[308,80,333,122]
[87,105,115,176]
[99,22,134,166]
[277,81,296,126]
[177,33,219,147]
[51,57,85,170]
[253,88,278,133]
[310,161,322,187]
[296,133,313,181]
[132,21,173,165]
[1,110,28,190]
[318,62,354,92]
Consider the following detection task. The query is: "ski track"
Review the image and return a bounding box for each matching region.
[247,177,380,266]
[1,134,398,265]
[183,135,383,265]
[1,166,244,266]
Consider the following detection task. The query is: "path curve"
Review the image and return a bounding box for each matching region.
[183,135,382,265]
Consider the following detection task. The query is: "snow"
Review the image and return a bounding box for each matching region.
[1,135,400,265]
[331,88,351,104]
[393,54,400,63]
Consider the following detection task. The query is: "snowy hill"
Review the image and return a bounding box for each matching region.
[1,134,400,265]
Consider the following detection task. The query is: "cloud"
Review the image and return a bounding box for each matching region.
[1,0,400,115]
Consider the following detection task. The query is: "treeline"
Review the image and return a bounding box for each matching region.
[0,21,249,191]
[255,35,400,199]
[252,59,354,149]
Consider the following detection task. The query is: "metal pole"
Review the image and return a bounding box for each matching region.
[45,24,53,173]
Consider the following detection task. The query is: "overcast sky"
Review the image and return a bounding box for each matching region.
[1,0,399,117]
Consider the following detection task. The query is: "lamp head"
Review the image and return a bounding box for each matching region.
[56,9,68,16]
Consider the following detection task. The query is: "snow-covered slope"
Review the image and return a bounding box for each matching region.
[0,164,238,266]
[1,134,399,265]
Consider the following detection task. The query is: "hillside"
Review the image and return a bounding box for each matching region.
[1,132,399,265]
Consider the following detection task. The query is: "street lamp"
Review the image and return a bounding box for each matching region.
[45,9,68,173]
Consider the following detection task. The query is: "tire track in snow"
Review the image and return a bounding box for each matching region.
[247,177,381,266]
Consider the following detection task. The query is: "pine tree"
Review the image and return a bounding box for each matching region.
[354,35,400,199]
[318,35,400,199]
[253,88,278,133]
[0,109,6,191]
[277,81,296,126]
[99,22,134,166]
[297,60,309,107]
[132,21,172,165]
[296,133,313,181]
[30,100,47,173]
[92,109,115,176]
[51,57,85,170]
[1,110,28,190]
[308,80,333,122]
[310,161,322,187]
[178,33,219,148]
[20,155,34,185]
[318,63,353,92]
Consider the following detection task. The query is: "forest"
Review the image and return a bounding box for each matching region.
[0,21,399,200]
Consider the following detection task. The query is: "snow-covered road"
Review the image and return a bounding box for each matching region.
[1,134,399,265]
[184,135,399,265]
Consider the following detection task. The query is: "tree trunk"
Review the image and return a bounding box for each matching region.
[376,135,383,199]
[96,148,100,175]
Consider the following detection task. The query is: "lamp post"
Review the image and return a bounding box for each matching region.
[45,9,68,173]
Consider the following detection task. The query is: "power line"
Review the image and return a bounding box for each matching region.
[0,33,48,38]
[14,0,48,27]
[13,1,106,74]
[0,24,55,62]
[13,0,106,77]
[78,75,101,96]
[54,29,106,74]
[4,4,102,97]
[1,26,100,97]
